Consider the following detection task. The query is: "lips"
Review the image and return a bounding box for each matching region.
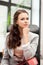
[24,24,28,26]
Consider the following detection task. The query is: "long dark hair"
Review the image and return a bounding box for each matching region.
[7,9,28,49]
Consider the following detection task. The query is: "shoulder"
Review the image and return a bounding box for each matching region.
[4,32,10,50]
[29,32,39,37]
[29,32,39,42]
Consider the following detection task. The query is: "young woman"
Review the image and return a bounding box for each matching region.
[1,9,39,65]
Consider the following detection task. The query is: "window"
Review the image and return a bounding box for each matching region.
[0,5,8,35]
[32,0,40,27]
[11,0,31,7]
[0,5,8,52]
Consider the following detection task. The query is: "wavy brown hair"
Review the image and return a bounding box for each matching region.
[7,9,28,49]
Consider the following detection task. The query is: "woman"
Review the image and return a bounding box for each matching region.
[1,9,39,65]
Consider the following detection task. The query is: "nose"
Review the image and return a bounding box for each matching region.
[25,21,28,24]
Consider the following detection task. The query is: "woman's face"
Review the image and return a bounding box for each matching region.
[16,12,30,29]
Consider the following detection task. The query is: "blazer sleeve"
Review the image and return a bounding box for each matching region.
[1,36,10,65]
[22,35,39,60]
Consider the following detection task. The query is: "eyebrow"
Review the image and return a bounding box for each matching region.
[21,16,29,18]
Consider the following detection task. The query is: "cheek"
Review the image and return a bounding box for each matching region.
[19,22,24,27]
[17,20,24,28]
[18,21,24,26]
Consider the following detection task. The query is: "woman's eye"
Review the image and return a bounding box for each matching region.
[26,18,29,20]
[21,18,24,20]
[21,18,29,20]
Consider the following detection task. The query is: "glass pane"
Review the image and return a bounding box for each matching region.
[0,5,8,35]
[11,6,31,24]
[21,0,31,7]
[0,5,8,52]
[32,0,39,27]
[32,10,39,27]
[0,0,9,2]
[11,0,31,7]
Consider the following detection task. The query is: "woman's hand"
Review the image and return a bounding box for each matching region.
[23,27,29,35]
[23,27,30,44]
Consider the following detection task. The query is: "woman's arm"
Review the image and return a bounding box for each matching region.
[22,26,39,60]
[1,46,9,65]
[1,35,10,65]
[22,35,39,60]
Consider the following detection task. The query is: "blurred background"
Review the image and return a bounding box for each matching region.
[0,0,41,64]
